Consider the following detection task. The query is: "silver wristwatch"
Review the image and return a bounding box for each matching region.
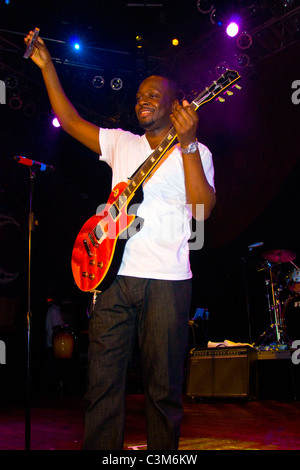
[180,141,198,154]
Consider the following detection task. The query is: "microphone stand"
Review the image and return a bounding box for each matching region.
[242,243,264,343]
[14,155,54,450]
[25,168,37,451]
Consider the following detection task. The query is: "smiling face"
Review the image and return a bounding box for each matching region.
[135,76,177,133]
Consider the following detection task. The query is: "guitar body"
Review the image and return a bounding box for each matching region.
[71,181,137,292]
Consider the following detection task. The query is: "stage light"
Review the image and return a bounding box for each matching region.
[135,35,144,49]
[282,0,295,6]
[70,36,82,51]
[52,117,60,127]
[92,76,105,89]
[237,31,252,49]
[5,75,18,89]
[215,62,229,76]
[172,38,179,46]
[226,21,239,37]
[196,0,213,14]
[110,77,123,91]
[9,95,22,110]
[236,53,250,68]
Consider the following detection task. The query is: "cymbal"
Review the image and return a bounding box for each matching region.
[262,249,297,263]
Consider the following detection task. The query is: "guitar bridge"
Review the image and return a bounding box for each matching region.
[88,232,98,247]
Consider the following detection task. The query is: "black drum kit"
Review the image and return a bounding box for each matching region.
[255,249,300,348]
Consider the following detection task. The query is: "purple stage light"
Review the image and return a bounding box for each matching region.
[226,22,239,37]
[52,117,60,128]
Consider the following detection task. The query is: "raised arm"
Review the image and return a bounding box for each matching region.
[24,31,101,154]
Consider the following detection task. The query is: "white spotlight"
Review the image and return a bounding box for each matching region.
[226,22,239,37]
[92,76,105,89]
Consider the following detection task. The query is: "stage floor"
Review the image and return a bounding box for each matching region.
[0,393,300,451]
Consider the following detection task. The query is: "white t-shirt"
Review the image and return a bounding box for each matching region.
[99,128,215,280]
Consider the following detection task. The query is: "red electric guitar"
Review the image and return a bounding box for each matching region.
[71,69,241,292]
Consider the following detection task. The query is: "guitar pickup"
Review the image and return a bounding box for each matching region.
[108,203,120,221]
[95,224,104,241]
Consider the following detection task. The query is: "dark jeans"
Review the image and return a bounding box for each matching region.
[83,275,192,450]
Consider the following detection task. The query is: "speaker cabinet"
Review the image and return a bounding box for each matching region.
[186,347,258,399]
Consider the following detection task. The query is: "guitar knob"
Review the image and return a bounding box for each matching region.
[82,272,88,278]
[97,262,104,268]
[88,274,95,280]
[89,260,96,265]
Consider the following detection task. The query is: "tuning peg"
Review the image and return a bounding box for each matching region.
[224,90,233,96]
[216,96,225,102]
[233,84,241,90]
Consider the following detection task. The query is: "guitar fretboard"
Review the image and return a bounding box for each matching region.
[113,126,178,215]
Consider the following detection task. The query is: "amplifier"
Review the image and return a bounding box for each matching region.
[186,346,258,399]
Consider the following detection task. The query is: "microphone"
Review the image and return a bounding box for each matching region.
[23,27,40,59]
[13,156,55,173]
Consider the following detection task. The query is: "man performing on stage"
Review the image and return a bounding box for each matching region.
[24,30,216,450]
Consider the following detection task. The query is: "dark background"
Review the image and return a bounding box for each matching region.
[0,1,300,387]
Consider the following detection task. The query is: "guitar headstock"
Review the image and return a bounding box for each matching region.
[192,69,241,109]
